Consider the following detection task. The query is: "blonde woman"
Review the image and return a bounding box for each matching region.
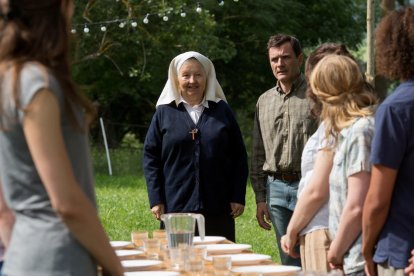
[281,43,355,272]
[309,55,377,274]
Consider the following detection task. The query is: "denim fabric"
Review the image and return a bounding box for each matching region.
[266,176,301,266]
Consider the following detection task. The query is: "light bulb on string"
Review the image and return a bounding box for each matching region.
[233,0,238,2]
[180,8,186,17]
[100,25,107,32]
[131,21,138,27]
[163,15,169,21]
[218,0,224,6]
[83,25,89,33]
[143,14,149,24]
[196,2,202,13]
[71,28,76,34]
[119,21,125,28]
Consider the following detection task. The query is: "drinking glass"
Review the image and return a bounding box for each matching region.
[212,256,232,276]
[185,246,207,275]
[189,245,207,261]
[131,230,148,248]
[143,238,161,260]
[153,229,168,245]
[168,247,186,272]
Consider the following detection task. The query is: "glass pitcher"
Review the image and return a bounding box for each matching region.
[160,213,205,248]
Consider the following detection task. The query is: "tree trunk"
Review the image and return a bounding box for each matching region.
[366,0,375,86]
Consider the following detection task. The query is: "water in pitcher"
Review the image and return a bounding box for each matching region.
[168,231,194,248]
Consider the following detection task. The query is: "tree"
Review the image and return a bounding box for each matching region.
[71,0,368,146]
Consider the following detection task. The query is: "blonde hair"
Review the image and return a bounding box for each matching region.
[310,55,377,146]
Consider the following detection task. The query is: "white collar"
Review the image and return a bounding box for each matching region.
[179,96,209,108]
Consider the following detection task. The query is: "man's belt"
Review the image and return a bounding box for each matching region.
[269,171,301,182]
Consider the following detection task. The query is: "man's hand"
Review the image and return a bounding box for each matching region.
[151,204,165,220]
[256,202,272,230]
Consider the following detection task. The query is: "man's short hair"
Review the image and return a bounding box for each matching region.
[267,34,302,57]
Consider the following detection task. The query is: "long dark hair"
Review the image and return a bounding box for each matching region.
[0,0,95,130]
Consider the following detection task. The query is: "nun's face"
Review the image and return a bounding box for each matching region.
[178,59,206,105]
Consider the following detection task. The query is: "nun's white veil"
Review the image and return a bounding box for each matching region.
[156,51,227,107]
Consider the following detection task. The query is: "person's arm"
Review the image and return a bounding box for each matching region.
[328,171,371,268]
[281,149,333,257]
[251,107,271,230]
[23,89,123,275]
[362,165,397,276]
[143,110,165,216]
[0,185,14,248]
[226,105,248,219]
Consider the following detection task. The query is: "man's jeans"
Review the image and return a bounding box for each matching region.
[266,176,301,266]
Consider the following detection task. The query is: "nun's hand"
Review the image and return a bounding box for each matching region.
[230,203,245,218]
[151,204,165,220]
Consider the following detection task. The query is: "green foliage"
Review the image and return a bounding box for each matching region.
[72,0,368,145]
[95,173,280,263]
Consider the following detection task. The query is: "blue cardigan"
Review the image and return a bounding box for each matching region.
[143,100,248,215]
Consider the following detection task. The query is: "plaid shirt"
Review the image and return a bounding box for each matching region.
[251,74,318,203]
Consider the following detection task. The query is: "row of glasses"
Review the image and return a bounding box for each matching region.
[129,230,236,275]
[131,229,167,247]
[130,229,168,260]
[165,244,233,276]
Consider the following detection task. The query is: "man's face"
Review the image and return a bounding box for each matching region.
[268,42,303,86]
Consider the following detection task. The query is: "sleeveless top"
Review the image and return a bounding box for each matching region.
[297,123,329,235]
[0,63,97,275]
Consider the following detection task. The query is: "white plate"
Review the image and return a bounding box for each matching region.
[204,243,251,254]
[206,253,271,265]
[121,260,162,270]
[115,250,144,258]
[110,241,133,249]
[124,272,179,276]
[231,265,301,275]
[193,236,226,245]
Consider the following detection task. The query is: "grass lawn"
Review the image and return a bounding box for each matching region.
[95,174,281,263]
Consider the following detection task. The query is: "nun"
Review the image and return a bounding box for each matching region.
[143,51,248,242]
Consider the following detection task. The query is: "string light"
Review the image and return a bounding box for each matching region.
[180,8,186,17]
[71,1,240,34]
[83,24,90,33]
[143,13,149,24]
[196,2,202,13]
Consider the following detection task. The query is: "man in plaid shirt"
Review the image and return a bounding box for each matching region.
[251,34,317,266]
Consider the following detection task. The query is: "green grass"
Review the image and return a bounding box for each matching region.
[95,174,281,263]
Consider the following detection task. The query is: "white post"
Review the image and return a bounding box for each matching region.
[99,117,113,176]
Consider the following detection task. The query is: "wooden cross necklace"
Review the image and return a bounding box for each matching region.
[182,102,206,141]
[189,128,198,140]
